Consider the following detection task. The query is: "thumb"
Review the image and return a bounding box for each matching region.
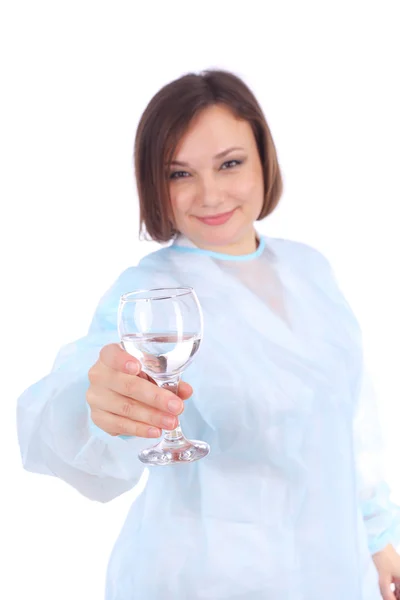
[177,380,193,400]
[379,573,396,600]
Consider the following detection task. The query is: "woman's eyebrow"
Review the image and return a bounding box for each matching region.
[169,146,245,167]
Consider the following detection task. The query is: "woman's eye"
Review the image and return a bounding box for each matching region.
[169,160,242,179]
[169,171,190,180]
[221,159,242,170]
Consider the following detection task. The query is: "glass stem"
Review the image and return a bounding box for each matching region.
[158,376,184,442]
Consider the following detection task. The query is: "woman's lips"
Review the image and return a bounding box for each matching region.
[195,208,236,226]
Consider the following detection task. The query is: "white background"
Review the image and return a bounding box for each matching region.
[1,1,399,598]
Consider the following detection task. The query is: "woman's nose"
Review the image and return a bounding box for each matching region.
[198,175,224,208]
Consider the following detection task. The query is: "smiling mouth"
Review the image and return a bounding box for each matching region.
[194,208,237,226]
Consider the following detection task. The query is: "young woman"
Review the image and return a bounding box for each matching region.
[17,69,400,600]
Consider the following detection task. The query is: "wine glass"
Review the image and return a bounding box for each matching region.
[117,287,210,466]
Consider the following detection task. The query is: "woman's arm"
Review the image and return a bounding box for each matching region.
[353,363,400,555]
[16,267,149,503]
[293,239,400,554]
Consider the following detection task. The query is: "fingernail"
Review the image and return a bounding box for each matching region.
[167,399,183,414]
[126,361,139,374]
[148,427,161,438]
[161,415,177,430]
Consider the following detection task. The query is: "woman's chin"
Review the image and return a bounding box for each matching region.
[191,224,255,252]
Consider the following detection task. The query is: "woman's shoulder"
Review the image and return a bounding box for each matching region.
[88,246,178,332]
[107,245,182,294]
[112,245,175,277]
[264,234,332,272]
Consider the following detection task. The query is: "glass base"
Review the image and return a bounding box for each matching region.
[138,436,210,466]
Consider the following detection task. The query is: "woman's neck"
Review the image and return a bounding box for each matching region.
[178,229,259,256]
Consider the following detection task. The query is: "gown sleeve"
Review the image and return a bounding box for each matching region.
[16,266,150,503]
[353,363,400,554]
[294,239,400,555]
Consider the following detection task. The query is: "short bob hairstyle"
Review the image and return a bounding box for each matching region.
[134,69,283,242]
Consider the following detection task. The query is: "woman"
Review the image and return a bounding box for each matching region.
[17,69,400,600]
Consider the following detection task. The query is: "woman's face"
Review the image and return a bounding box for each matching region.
[168,104,264,254]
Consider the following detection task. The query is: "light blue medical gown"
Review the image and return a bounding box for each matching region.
[17,235,400,599]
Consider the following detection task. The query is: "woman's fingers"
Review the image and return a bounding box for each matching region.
[136,370,193,400]
[87,343,193,438]
[98,344,193,401]
[99,343,141,375]
[103,369,184,415]
[91,409,163,439]
[88,387,178,431]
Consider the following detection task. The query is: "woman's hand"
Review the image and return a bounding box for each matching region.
[86,343,192,438]
[373,544,400,600]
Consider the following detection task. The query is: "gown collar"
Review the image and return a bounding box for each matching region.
[171,233,265,262]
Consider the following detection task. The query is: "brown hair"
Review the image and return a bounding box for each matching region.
[134,69,283,242]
